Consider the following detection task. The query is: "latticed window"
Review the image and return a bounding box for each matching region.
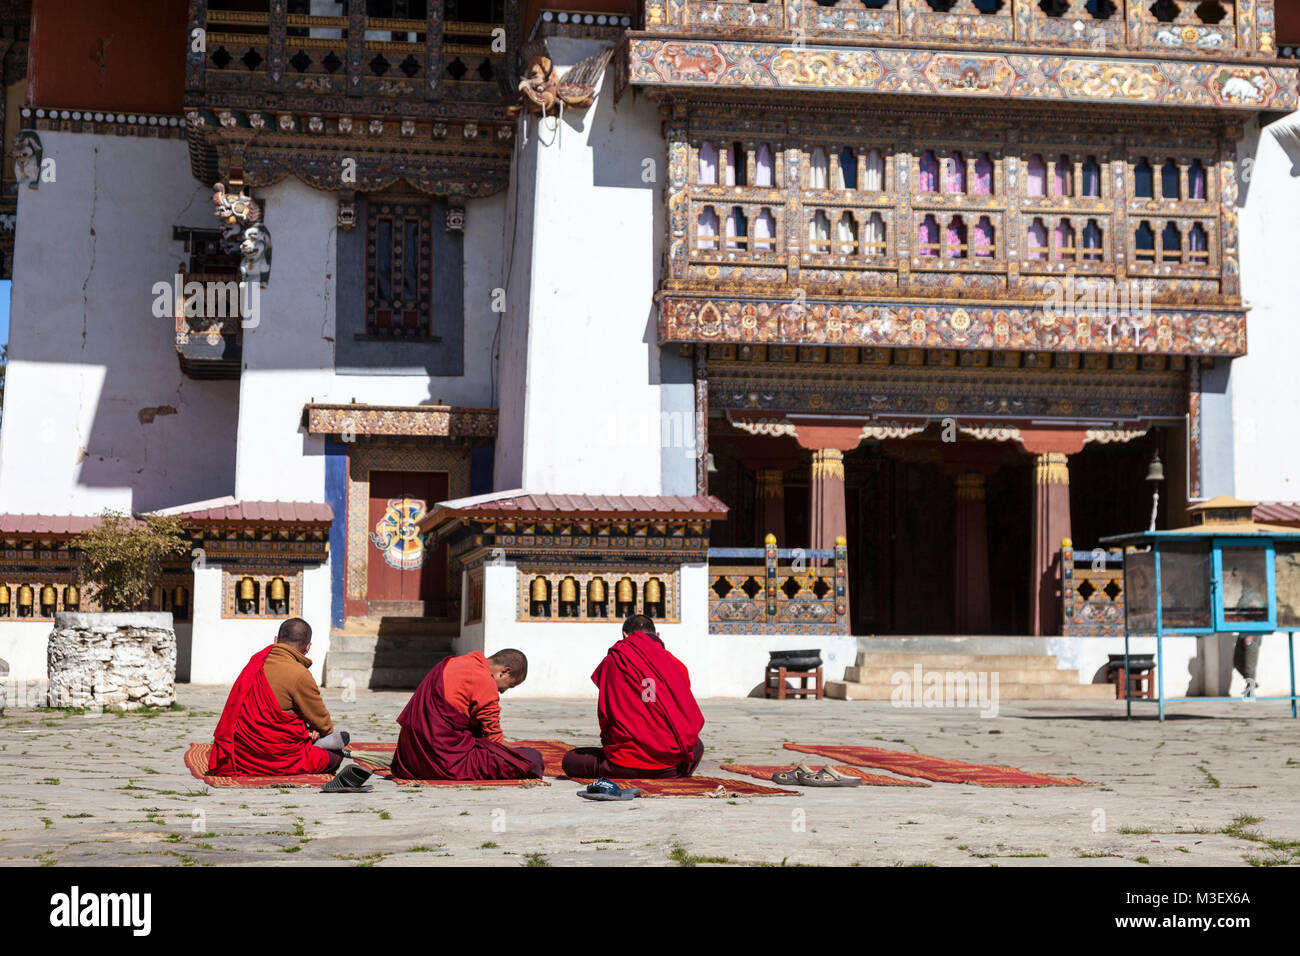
[366,200,433,338]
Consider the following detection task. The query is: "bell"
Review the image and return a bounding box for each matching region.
[269,576,287,602]
[41,584,57,607]
[616,577,635,603]
[64,585,80,610]
[530,576,548,602]
[18,584,34,608]
[560,576,577,603]
[172,585,188,608]
[588,577,607,602]
[238,576,256,601]
[1145,451,1165,483]
[645,577,663,603]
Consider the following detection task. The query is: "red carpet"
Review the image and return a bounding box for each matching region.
[562,773,795,797]
[184,741,561,788]
[784,744,1089,787]
[723,763,931,788]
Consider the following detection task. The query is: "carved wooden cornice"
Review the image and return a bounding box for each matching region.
[302,403,498,439]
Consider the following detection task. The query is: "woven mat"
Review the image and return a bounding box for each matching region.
[784,743,1089,787]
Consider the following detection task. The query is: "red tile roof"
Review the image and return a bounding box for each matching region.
[423,493,728,530]
[176,500,334,525]
[1253,502,1300,525]
[0,501,334,535]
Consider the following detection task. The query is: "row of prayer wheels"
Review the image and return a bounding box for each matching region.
[236,575,290,614]
[0,583,191,617]
[529,574,665,619]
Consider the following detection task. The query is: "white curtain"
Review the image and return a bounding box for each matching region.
[837,213,857,254]
[864,213,884,257]
[697,206,719,250]
[723,143,738,187]
[809,147,828,190]
[725,207,745,250]
[755,208,776,250]
[698,142,718,185]
[755,144,774,187]
[864,149,884,192]
[809,210,830,251]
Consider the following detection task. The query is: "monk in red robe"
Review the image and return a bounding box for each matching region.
[391,649,543,780]
[561,615,705,779]
[209,618,340,776]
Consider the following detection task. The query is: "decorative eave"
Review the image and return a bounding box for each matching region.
[302,402,498,439]
[419,490,730,533]
[659,293,1246,357]
[618,36,1299,113]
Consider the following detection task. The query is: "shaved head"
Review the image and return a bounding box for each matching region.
[277,617,312,649]
[489,648,527,683]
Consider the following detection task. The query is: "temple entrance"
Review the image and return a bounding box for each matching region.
[365,469,449,614]
[708,423,1177,636]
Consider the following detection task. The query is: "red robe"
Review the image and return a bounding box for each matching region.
[595,631,705,771]
[392,657,538,780]
[208,646,333,776]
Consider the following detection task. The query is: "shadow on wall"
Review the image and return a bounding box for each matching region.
[1266,114,1300,178]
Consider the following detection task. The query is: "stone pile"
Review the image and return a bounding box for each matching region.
[47,613,176,711]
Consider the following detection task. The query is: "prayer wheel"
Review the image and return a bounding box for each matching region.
[17,584,34,609]
[616,577,635,603]
[172,585,188,608]
[238,576,256,601]
[0,583,9,605]
[530,576,548,602]
[63,585,80,611]
[645,578,662,603]
[269,576,287,602]
[40,584,57,610]
[559,576,577,603]
[529,576,550,617]
[589,577,606,603]
[151,584,164,609]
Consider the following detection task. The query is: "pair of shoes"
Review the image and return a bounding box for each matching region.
[1243,679,1258,700]
[577,777,641,801]
[771,763,861,787]
[321,764,373,793]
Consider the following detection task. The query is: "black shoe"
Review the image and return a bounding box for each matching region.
[321,764,373,793]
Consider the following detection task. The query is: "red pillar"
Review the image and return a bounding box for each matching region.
[954,472,992,634]
[1029,451,1072,636]
[810,449,847,551]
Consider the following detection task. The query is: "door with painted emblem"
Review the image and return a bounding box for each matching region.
[366,470,448,609]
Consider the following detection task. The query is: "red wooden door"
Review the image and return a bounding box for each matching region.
[366,470,449,608]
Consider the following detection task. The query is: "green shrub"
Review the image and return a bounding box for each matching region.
[70,511,189,612]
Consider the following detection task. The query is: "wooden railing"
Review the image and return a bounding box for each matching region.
[1060,542,1129,636]
[708,536,848,635]
[191,2,507,104]
[654,0,1275,59]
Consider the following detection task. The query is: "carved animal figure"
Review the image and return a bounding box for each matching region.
[239,222,272,287]
[212,182,262,245]
[12,132,41,189]
[513,44,614,116]
[1220,74,1266,104]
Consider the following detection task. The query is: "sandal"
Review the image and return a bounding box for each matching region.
[577,778,642,801]
[794,762,861,787]
[770,768,801,785]
[320,764,374,793]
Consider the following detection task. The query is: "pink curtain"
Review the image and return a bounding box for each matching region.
[973,217,994,257]
[1027,155,1046,197]
[945,216,966,258]
[698,142,718,185]
[946,151,966,194]
[919,151,938,192]
[1189,224,1208,254]
[1189,161,1206,200]
[697,206,719,249]
[973,153,993,195]
[1082,220,1103,260]
[1053,220,1074,259]
[1081,157,1100,197]
[755,144,774,187]
[918,215,938,256]
[755,208,775,250]
[1054,155,1072,197]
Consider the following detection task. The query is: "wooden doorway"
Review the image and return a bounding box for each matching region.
[366,469,449,614]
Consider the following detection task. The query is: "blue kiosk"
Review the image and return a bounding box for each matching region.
[1100,497,1300,720]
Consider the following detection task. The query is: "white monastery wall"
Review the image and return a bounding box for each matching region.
[0,132,239,514]
[500,39,672,495]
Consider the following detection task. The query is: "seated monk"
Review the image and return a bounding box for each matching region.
[209,618,341,776]
[561,615,705,779]
[391,649,543,780]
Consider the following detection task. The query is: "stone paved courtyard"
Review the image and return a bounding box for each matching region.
[1,686,1297,867]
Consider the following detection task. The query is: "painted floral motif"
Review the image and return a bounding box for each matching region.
[371,497,428,571]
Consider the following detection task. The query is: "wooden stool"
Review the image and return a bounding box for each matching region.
[1110,665,1155,700]
[765,665,824,700]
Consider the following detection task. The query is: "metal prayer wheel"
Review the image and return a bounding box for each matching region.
[63,585,80,611]
[559,576,577,603]
[616,576,636,615]
[587,576,608,617]
[17,584,34,612]
[269,576,287,601]
[238,576,256,601]
[645,577,663,603]
[0,583,9,609]
[40,584,57,612]
[529,576,550,617]
[172,585,188,607]
[151,584,164,609]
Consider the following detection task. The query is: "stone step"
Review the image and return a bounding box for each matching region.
[323,657,449,691]
[334,616,459,637]
[825,680,1116,701]
[854,652,1062,669]
[843,665,1077,684]
[328,633,454,654]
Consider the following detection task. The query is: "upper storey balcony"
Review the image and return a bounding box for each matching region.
[623,0,1297,113]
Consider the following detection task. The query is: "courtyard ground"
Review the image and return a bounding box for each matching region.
[0,686,1297,867]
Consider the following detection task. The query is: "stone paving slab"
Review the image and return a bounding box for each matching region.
[0,686,1297,867]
